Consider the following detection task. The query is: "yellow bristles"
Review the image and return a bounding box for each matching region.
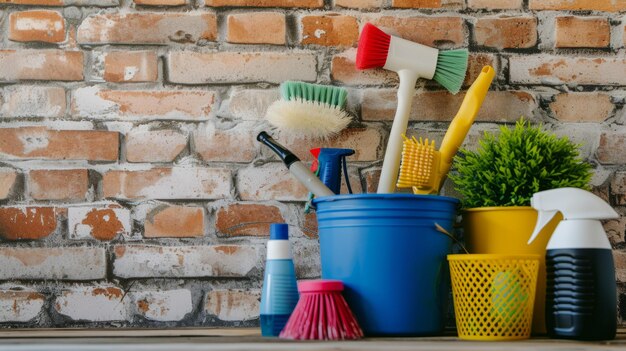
[396,135,442,194]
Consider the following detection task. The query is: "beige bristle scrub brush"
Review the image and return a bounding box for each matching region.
[265,81,351,139]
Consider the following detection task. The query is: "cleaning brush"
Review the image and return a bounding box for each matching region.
[279,280,363,340]
[265,81,352,139]
[355,23,468,193]
[396,66,496,195]
[396,135,441,194]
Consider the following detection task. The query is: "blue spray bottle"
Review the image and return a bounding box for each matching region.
[260,223,299,337]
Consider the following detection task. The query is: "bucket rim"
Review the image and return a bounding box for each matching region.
[447,254,541,261]
[312,193,460,205]
[463,206,533,213]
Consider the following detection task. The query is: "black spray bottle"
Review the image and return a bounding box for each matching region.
[528,188,618,340]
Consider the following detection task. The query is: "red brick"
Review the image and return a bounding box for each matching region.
[463,53,497,88]
[365,16,466,47]
[103,51,158,82]
[300,14,358,47]
[529,0,626,11]
[28,169,89,201]
[331,49,396,85]
[103,167,231,200]
[0,0,63,5]
[237,164,308,201]
[555,16,610,48]
[9,10,65,43]
[363,168,381,194]
[1,86,66,118]
[0,247,106,280]
[361,89,535,123]
[391,0,441,7]
[0,207,57,240]
[612,172,626,206]
[144,205,205,238]
[475,16,537,49]
[193,124,257,163]
[205,290,260,321]
[227,12,286,45]
[72,87,216,121]
[615,250,626,283]
[0,127,119,161]
[605,218,625,246]
[113,244,261,278]
[509,56,626,85]
[126,129,187,162]
[0,169,18,200]
[215,203,284,237]
[468,0,522,9]
[0,290,45,323]
[203,0,322,7]
[550,93,614,122]
[597,131,626,165]
[68,207,131,241]
[77,12,217,44]
[134,0,186,4]
[282,128,381,163]
[0,50,83,82]
[302,211,318,238]
[167,51,317,84]
[335,0,382,8]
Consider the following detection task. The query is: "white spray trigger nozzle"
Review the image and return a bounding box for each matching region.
[527,187,619,245]
[528,210,558,244]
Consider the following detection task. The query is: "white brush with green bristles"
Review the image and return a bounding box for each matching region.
[355,22,469,193]
[265,81,351,139]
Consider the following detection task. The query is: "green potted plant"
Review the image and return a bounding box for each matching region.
[449,119,593,334]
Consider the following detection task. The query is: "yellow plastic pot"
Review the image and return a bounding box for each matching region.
[462,206,562,334]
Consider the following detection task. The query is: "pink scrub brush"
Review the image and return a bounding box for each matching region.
[279,280,363,340]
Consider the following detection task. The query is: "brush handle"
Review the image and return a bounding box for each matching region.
[257,131,335,198]
[377,69,419,194]
[438,66,495,184]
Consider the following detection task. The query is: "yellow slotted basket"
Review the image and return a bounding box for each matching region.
[448,254,540,341]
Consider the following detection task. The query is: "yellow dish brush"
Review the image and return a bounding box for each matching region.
[396,65,496,195]
[396,136,441,194]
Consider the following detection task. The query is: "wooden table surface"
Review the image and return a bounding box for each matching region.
[0,328,624,351]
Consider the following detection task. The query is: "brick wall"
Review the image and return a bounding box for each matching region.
[0,0,624,327]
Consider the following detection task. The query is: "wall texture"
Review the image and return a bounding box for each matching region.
[0,0,625,327]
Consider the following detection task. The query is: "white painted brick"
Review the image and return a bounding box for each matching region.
[113,245,262,278]
[167,51,317,84]
[0,247,106,280]
[103,167,232,200]
[220,88,279,120]
[71,86,217,121]
[55,286,129,322]
[205,289,260,322]
[0,290,45,323]
[237,164,309,201]
[68,207,132,240]
[1,86,66,118]
[510,55,626,85]
[131,289,193,322]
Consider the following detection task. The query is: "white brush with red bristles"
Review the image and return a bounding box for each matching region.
[356,23,468,194]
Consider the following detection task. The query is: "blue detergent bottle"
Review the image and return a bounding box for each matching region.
[260,223,299,337]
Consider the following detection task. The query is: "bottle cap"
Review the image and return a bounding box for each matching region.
[270,223,289,240]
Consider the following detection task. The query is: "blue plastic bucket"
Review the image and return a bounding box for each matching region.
[313,193,460,336]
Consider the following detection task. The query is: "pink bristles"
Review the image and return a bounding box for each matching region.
[279,280,363,340]
[356,23,390,70]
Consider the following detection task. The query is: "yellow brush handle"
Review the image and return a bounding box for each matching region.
[438,66,495,182]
